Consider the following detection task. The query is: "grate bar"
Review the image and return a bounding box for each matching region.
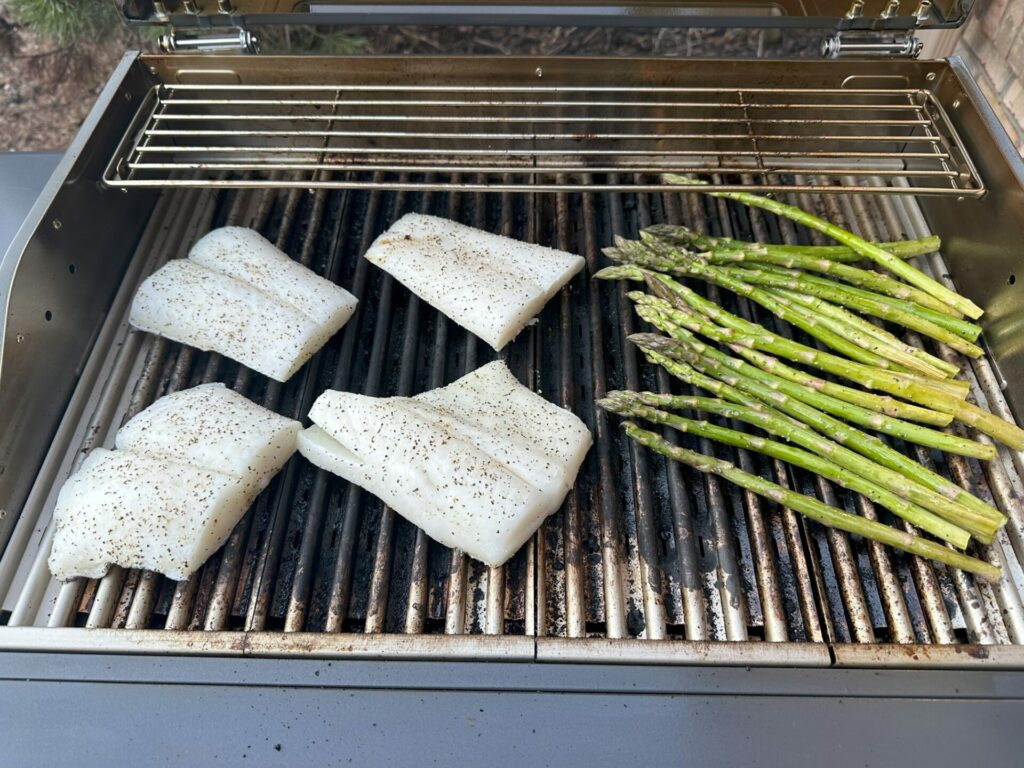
[104,82,985,197]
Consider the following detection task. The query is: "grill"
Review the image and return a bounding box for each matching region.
[104,80,985,196]
[4,114,1024,659]
[3,4,1024,686]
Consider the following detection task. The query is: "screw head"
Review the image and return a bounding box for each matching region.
[52,219,62,230]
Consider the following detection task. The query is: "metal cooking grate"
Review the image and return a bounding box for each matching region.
[103,83,986,197]
[2,175,1023,662]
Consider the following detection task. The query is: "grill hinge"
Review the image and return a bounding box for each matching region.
[155,0,259,54]
[822,32,923,58]
[159,26,260,54]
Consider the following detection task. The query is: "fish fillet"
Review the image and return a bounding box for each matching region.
[189,227,355,328]
[363,213,584,351]
[48,450,257,582]
[298,361,592,566]
[49,385,300,582]
[130,228,357,382]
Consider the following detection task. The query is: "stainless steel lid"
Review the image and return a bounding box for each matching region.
[117,0,973,31]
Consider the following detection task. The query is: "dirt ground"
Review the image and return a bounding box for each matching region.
[0,19,819,153]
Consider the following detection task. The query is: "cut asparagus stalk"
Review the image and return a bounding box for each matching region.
[662,174,984,320]
[620,421,999,581]
[601,392,971,547]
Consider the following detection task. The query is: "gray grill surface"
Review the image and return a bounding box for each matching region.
[2,175,1024,655]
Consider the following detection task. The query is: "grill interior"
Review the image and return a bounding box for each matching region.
[104,81,985,197]
[2,173,1024,654]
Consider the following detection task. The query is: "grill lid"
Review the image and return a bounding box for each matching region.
[118,1,973,31]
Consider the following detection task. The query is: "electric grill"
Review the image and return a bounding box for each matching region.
[3,3,1024,760]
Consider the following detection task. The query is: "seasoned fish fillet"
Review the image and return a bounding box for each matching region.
[363,213,584,351]
[48,450,257,582]
[130,228,357,382]
[48,385,300,582]
[298,361,592,566]
[189,227,356,328]
[115,383,300,482]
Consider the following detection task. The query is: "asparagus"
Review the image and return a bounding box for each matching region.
[631,312,993,460]
[711,265,984,356]
[634,296,954,428]
[602,392,971,547]
[726,343,952,427]
[619,421,999,581]
[764,286,963,376]
[813,281,982,342]
[609,274,969,411]
[643,223,941,264]
[624,233,978,359]
[636,333,1005,533]
[662,173,985,320]
[612,238,953,379]
[633,339,1002,540]
[647,227,957,316]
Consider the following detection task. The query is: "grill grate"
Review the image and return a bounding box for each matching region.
[103,83,986,197]
[2,176,1023,660]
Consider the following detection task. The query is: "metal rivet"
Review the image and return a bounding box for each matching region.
[124,92,133,101]
[952,99,961,109]
[535,67,543,78]
[52,219,62,230]
[926,72,936,81]
[15,333,24,344]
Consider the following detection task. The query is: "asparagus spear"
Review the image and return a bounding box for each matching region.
[727,343,952,427]
[601,392,971,547]
[625,233,977,360]
[643,223,941,264]
[633,340,1002,539]
[605,273,969,411]
[647,226,956,316]
[813,280,982,342]
[612,238,953,379]
[764,286,964,376]
[619,421,999,581]
[662,174,985,320]
[712,265,983,356]
[632,309,993,460]
[636,334,1005,532]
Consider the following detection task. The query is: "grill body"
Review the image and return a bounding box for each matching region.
[2,54,1024,668]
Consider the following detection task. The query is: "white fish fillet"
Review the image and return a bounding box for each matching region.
[363,213,584,351]
[48,450,256,582]
[298,361,592,566]
[48,385,300,582]
[115,383,301,482]
[189,227,354,328]
[130,228,357,382]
